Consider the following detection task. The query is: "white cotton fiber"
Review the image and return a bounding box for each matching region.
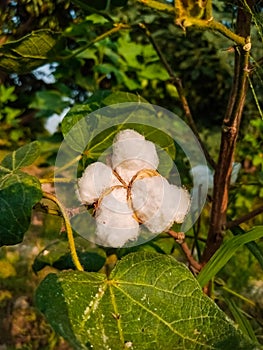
[111,129,159,182]
[77,162,120,205]
[131,176,190,233]
[95,187,139,247]
[230,162,241,185]
[190,165,213,191]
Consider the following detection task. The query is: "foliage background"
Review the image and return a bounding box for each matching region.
[0,0,263,348]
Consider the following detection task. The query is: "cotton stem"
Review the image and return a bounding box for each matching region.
[43,192,84,271]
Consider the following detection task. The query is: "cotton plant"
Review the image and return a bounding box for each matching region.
[77,129,190,247]
[190,163,241,196]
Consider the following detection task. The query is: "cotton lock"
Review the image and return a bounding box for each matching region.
[77,129,191,247]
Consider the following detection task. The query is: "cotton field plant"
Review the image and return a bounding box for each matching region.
[0,0,263,349]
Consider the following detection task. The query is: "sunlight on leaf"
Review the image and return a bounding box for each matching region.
[36,252,254,349]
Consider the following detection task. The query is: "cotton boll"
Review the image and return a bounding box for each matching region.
[111,129,159,182]
[190,165,213,191]
[95,187,139,247]
[77,162,120,205]
[131,176,190,233]
[230,162,241,185]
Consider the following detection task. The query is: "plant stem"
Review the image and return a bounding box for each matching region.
[168,230,202,271]
[202,1,254,263]
[43,192,84,271]
[225,205,263,229]
[40,178,75,184]
[137,0,246,46]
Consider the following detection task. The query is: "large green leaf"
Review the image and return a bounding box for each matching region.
[0,30,62,74]
[0,171,42,246]
[197,226,263,288]
[36,252,254,349]
[0,142,42,246]
[0,141,40,171]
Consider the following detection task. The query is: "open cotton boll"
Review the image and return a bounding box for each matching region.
[131,176,190,233]
[95,187,139,247]
[111,129,159,182]
[77,162,120,205]
[190,165,213,191]
[230,162,241,185]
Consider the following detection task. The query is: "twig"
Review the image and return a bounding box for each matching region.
[225,205,263,229]
[43,192,84,271]
[138,23,216,169]
[168,230,202,271]
[136,0,246,46]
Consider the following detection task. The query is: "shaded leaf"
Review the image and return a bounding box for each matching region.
[36,252,254,349]
[230,225,263,269]
[61,93,176,176]
[0,171,42,246]
[33,236,106,273]
[225,298,259,344]
[1,141,40,172]
[0,30,63,74]
[197,226,263,288]
[29,90,70,116]
[117,234,176,258]
[71,0,128,11]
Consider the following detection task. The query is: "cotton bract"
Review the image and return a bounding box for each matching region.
[77,129,190,247]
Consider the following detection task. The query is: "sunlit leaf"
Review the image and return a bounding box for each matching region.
[36,252,254,349]
[0,30,63,74]
[0,141,40,171]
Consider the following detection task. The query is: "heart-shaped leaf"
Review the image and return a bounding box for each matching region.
[0,141,40,171]
[36,252,254,349]
[0,171,42,246]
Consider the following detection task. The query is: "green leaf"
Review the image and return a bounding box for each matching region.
[33,237,106,273]
[197,226,263,288]
[0,30,63,74]
[0,171,42,246]
[224,298,259,344]
[61,92,175,174]
[138,63,170,80]
[230,225,263,269]
[36,252,254,349]
[0,141,40,172]
[29,90,70,116]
